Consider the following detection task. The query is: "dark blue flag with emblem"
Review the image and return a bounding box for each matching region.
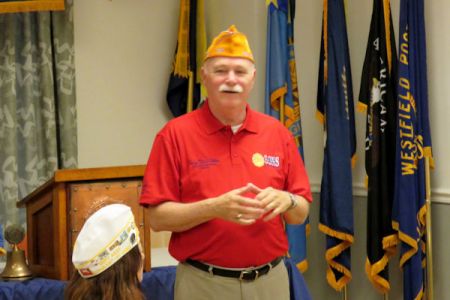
[358,0,398,294]
[316,0,355,291]
[265,0,308,273]
[166,0,206,117]
[393,0,434,299]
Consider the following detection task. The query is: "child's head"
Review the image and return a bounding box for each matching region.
[72,203,141,278]
[65,204,145,300]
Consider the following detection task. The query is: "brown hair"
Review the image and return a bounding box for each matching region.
[65,245,144,300]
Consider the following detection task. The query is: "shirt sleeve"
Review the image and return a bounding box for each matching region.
[285,133,313,203]
[140,131,181,206]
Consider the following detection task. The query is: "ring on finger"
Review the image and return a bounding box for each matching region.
[236,213,243,220]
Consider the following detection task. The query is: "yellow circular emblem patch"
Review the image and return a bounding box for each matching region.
[252,153,264,167]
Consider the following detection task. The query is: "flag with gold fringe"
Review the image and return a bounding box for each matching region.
[0,0,64,14]
[166,0,206,117]
[358,0,398,294]
[0,224,5,255]
[265,0,308,273]
[393,0,433,299]
[316,0,356,291]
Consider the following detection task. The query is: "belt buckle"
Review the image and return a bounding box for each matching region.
[239,269,259,281]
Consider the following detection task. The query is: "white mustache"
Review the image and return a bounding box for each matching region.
[219,84,243,93]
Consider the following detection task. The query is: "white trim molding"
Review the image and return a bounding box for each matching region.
[430,188,450,205]
[310,182,367,197]
[310,182,450,205]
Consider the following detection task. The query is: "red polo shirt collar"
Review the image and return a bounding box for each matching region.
[196,100,259,135]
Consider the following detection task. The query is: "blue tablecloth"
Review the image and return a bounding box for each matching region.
[0,260,310,300]
[0,266,176,300]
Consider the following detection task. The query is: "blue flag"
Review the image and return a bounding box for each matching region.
[166,0,206,117]
[0,224,5,255]
[265,0,308,273]
[316,0,356,291]
[393,0,433,299]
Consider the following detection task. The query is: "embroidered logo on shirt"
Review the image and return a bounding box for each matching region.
[252,153,264,167]
[189,159,220,169]
[252,153,280,168]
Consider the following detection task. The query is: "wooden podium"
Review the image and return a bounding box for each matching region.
[17,165,152,280]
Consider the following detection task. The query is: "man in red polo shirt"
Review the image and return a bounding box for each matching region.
[140,25,312,300]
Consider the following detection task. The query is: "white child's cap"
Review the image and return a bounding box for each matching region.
[72,203,140,278]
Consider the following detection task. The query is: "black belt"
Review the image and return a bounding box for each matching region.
[186,257,283,281]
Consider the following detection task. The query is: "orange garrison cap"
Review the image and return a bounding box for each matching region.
[204,25,254,63]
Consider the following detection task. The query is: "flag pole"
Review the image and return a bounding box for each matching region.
[384,293,388,300]
[425,156,434,300]
[342,286,348,300]
[187,70,194,113]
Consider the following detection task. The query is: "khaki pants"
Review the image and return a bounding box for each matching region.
[174,260,290,300]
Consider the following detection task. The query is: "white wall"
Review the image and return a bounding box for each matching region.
[426,0,450,203]
[74,0,449,297]
[74,0,177,168]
